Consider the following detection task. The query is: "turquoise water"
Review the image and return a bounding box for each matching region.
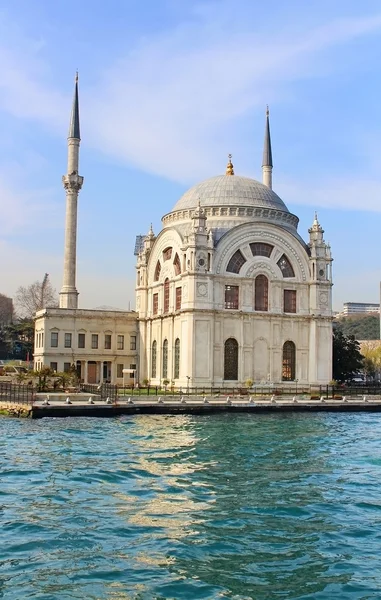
[1,414,381,599]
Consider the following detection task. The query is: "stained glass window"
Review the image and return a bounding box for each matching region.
[174,338,180,379]
[163,247,172,261]
[282,341,296,381]
[250,242,274,257]
[226,250,246,274]
[151,340,157,378]
[277,254,295,278]
[164,279,170,313]
[154,261,161,281]
[162,339,168,379]
[224,338,239,380]
[173,253,181,275]
[255,275,268,311]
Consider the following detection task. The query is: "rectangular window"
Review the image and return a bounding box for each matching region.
[64,362,71,373]
[225,285,239,310]
[153,293,158,315]
[41,333,44,348]
[130,336,136,351]
[51,332,58,348]
[91,334,98,349]
[117,364,124,378]
[78,333,85,348]
[175,287,182,310]
[104,334,112,349]
[130,364,136,379]
[117,335,124,350]
[64,333,72,348]
[284,290,297,313]
[50,362,58,372]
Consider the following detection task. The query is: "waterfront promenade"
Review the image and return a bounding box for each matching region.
[3,392,381,418]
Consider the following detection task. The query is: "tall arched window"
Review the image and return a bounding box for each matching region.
[255,274,268,311]
[164,278,170,313]
[282,341,296,381]
[151,340,157,378]
[174,338,180,379]
[224,338,239,380]
[162,339,168,379]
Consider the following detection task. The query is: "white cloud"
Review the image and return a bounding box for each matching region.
[84,10,381,182]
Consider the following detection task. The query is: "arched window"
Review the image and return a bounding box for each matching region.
[255,275,268,311]
[250,242,274,257]
[162,339,168,379]
[163,247,172,261]
[173,253,181,275]
[277,254,295,278]
[282,341,296,381]
[224,338,239,380]
[164,278,170,313]
[151,340,157,378]
[174,338,180,379]
[226,249,246,274]
[154,261,161,281]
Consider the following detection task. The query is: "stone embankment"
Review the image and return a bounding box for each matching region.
[0,402,33,418]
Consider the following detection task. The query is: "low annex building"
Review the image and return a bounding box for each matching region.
[34,308,138,384]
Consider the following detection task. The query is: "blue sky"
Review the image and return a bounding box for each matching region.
[1,0,381,312]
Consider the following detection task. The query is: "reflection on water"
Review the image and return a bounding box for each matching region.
[1,413,381,598]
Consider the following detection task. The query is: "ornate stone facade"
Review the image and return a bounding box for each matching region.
[136,165,333,387]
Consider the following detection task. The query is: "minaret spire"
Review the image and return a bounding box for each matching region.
[262,105,273,189]
[59,73,84,309]
[68,71,80,140]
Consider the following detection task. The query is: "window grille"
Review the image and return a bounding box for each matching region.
[224,338,239,380]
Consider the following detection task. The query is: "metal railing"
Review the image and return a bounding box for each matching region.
[0,382,36,404]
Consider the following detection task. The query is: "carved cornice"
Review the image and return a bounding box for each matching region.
[62,174,84,192]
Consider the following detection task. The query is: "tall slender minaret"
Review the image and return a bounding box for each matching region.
[59,73,84,309]
[262,106,273,189]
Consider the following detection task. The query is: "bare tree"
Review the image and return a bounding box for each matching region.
[0,294,13,326]
[14,274,59,319]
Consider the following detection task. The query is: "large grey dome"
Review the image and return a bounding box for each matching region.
[172,175,289,213]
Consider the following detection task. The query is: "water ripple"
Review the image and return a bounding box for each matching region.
[1,413,381,598]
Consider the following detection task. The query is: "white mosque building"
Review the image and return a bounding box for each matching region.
[34,78,333,386]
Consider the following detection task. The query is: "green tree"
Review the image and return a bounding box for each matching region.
[333,329,364,382]
[335,314,380,340]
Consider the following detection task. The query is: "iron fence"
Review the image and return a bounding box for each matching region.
[0,382,36,404]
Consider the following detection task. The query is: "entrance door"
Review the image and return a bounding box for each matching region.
[88,362,97,384]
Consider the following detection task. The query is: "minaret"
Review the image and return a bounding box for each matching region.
[59,73,84,309]
[262,106,273,189]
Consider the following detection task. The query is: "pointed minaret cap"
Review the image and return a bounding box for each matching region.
[68,71,80,140]
[147,223,155,238]
[226,154,234,176]
[309,211,324,234]
[262,105,273,167]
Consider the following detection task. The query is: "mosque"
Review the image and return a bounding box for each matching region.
[34,77,333,386]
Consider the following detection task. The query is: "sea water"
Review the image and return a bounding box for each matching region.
[1,413,381,599]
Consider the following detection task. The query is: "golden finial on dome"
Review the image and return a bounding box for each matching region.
[226,153,234,176]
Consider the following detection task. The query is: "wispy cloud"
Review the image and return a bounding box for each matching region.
[85,10,381,182]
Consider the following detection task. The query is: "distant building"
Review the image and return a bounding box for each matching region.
[340,302,380,316]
